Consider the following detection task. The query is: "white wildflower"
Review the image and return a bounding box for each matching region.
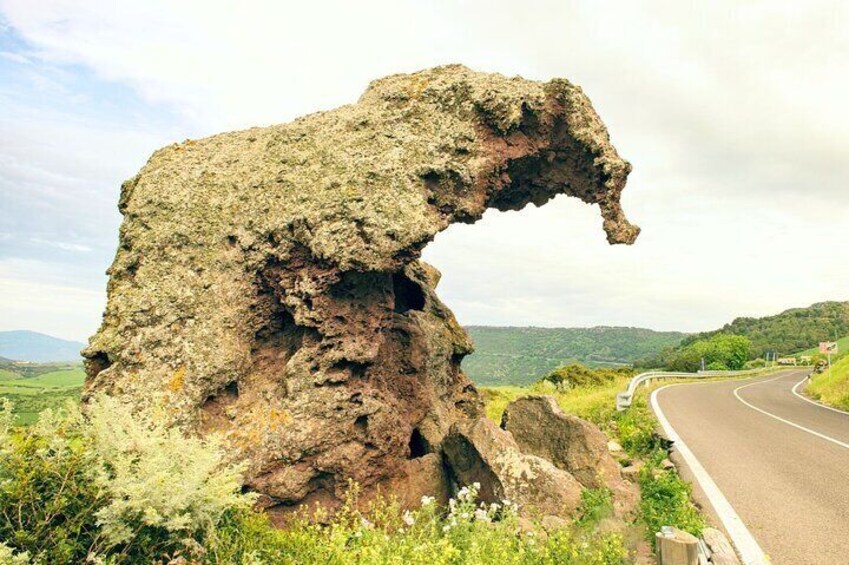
[402,510,415,526]
[420,495,435,506]
[474,508,490,523]
[360,517,374,529]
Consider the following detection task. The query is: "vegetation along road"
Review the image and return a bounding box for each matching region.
[653,370,849,565]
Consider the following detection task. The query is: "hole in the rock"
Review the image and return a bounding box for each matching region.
[85,351,112,377]
[408,428,430,459]
[354,415,368,433]
[392,273,425,313]
[224,380,239,397]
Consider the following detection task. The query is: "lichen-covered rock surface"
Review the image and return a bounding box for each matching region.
[442,417,584,517]
[501,395,638,517]
[84,65,638,520]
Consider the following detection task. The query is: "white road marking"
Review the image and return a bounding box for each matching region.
[651,385,769,565]
[733,376,849,450]
[791,376,849,416]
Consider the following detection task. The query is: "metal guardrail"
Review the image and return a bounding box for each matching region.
[615,366,790,411]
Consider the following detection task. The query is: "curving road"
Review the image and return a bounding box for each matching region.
[652,370,849,565]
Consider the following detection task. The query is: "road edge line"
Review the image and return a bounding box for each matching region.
[791,376,849,416]
[650,385,768,565]
[733,377,849,449]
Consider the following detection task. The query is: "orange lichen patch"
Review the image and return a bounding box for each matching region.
[168,366,186,392]
[269,408,292,431]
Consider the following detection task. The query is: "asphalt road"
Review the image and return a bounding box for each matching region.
[654,370,849,565]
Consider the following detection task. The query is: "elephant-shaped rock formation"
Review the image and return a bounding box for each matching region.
[85,65,639,521]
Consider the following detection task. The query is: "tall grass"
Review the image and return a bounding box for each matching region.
[805,355,849,410]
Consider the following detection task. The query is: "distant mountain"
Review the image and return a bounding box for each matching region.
[0,331,85,363]
[462,326,686,386]
[677,301,849,359]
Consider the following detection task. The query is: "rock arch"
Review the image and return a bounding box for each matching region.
[84,65,639,520]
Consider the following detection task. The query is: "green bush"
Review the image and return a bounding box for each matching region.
[541,365,635,391]
[0,397,250,563]
[743,358,767,369]
[612,401,662,458]
[657,334,751,372]
[638,453,704,543]
[575,488,614,529]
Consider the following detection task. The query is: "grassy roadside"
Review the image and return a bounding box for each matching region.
[481,375,705,550]
[805,355,849,410]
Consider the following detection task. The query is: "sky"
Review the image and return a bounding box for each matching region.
[0,1,846,342]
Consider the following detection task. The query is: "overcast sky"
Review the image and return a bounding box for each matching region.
[0,1,846,342]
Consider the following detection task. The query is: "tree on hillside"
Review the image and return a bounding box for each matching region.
[661,334,751,372]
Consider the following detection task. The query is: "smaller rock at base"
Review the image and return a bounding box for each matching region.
[661,458,675,470]
[621,462,642,482]
[607,440,624,453]
[540,514,568,532]
[442,417,583,519]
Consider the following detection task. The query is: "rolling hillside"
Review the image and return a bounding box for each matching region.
[462,326,686,386]
[0,330,85,362]
[678,301,849,358]
[796,334,849,360]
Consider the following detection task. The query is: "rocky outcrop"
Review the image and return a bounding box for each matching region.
[501,395,638,516]
[83,65,638,518]
[442,417,583,517]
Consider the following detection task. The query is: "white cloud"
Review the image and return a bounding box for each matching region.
[0,259,105,341]
[0,0,847,339]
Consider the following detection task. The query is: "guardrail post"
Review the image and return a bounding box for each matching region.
[656,526,699,565]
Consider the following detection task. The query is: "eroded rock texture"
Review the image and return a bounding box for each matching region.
[84,65,638,519]
[501,395,638,517]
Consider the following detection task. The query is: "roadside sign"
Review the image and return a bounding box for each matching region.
[820,342,839,354]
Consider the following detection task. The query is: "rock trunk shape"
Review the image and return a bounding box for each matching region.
[84,65,638,518]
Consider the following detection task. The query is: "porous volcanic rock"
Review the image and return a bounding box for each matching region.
[501,395,637,516]
[442,417,583,517]
[84,65,639,518]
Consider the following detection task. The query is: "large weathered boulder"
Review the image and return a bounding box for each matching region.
[442,417,583,517]
[83,65,638,518]
[501,395,638,515]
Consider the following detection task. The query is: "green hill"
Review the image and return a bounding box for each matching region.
[462,326,686,386]
[678,301,849,359]
[796,334,849,360]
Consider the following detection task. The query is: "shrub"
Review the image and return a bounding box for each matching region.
[0,542,30,565]
[612,400,663,458]
[638,453,704,543]
[743,358,767,369]
[575,488,613,529]
[0,396,250,563]
[541,365,634,391]
[662,334,751,372]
